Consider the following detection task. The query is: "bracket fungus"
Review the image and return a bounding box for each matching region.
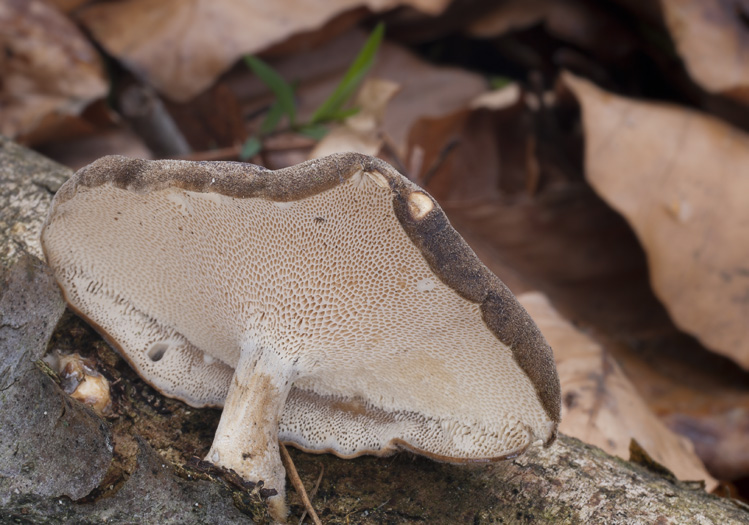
[41,152,561,520]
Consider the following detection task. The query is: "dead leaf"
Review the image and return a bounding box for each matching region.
[410,84,658,338]
[418,79,749,481]
[411,107,508,199]
[310,78,400,158]
[0,0,107,139]
[77,0,451,102]
[665,409,749,481]
[564,72,749,370]
[612,336,749,481]
[407,83,526,198]
[292,30,487,155]
[519,291,717,489]
[46,0,94,12]
[165,82,248,151]
[37,129,152,171]
[468,0,634,60]
[660,0,749,104]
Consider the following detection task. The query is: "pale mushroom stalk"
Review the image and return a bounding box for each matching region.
[207,346,295,518]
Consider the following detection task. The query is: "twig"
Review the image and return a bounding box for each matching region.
[118,84,191,157]
[279,443,322,525]
[299,464,324,525]
[177,132,318,163]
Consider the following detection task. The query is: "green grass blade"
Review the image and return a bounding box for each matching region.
[244,55,296,126]
[239,136,262,160]
[298,123,329,140]
[259,100,285,136]
[489,76,513,90]
[309,22,384,125]
[323,107,361,122]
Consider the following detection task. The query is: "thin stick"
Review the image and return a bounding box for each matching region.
[176,133,318,163]
[118,84,192,157]
[279,443,322,525]
[299,465,324,525]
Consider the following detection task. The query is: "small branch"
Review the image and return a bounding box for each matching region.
[118,84,192,157]
[279,443,322,525]
[299,464,324,525]
[177,133,318,163]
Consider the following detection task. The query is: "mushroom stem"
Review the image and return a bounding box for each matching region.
[206,344,295,522]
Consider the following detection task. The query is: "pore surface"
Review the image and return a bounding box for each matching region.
[44,167,552,458]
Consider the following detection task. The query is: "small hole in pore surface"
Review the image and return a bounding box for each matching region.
[148,343,169,362]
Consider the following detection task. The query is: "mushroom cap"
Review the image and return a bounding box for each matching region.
[41,152,560,461]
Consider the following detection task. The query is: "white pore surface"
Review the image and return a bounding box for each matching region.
[43,170,554,459]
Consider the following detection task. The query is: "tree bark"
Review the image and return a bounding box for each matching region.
[0,136,747,524]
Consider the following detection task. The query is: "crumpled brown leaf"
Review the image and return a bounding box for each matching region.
[564,72,749,370]
[614,338,749,481]
[411,84,659,338]
[660,0,749,105]
[46,0,93,12]
[467,0,634,60]
[310,78,400,158]
[292,30,486,153]
[77,0,451,102]
[414,80,749,481]
[519,291,717,489]
[407,82,526,200]
[0,0,107,139]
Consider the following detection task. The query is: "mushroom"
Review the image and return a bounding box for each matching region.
[41,152,561,520]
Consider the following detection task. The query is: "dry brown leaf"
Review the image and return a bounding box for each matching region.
[665,409,749,482]
[519,291,717,489]
[405,83,525,197]
[46,0,95,12]
[293,31,486,154]
[467,0,634,60]
[165,83,248,151]
[410,82,656,335]
[609,335,749,481]
[310,78,400,158]
[564,72,749,370]
[660,0,749,105]
[469,0,585,37]
[77,0,451,102]
[417,82,749,481]
[37,129,152,171]
[0,0,107,139]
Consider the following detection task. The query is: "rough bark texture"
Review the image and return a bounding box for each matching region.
[0,253,112,504]
[0,136,747,524]
[0,136,69,265]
